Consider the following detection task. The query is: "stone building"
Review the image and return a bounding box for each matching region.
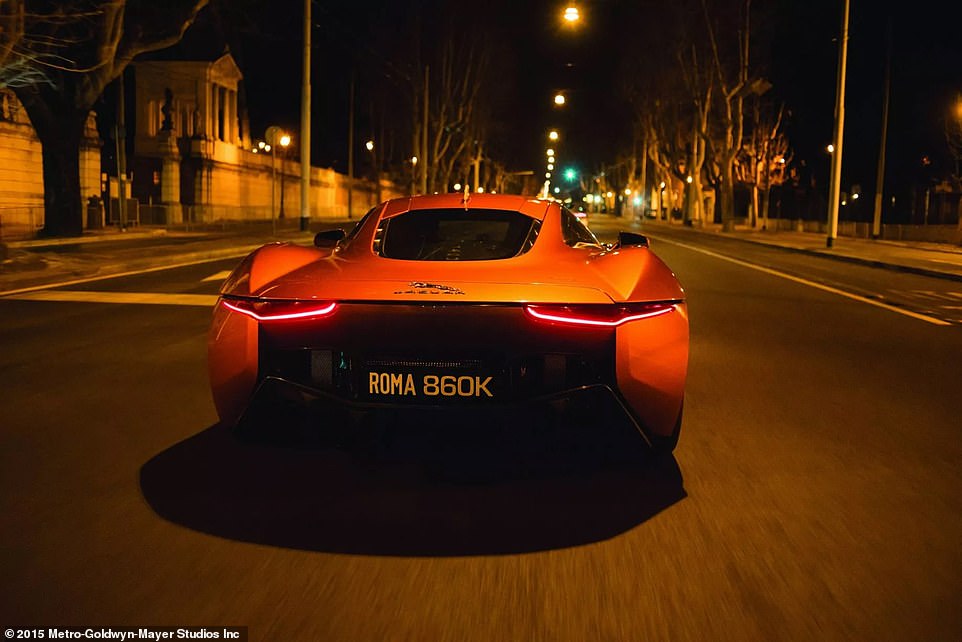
[0,52,398,240]
[131,52,398,225]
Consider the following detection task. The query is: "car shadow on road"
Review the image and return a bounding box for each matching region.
[139,421,686,556]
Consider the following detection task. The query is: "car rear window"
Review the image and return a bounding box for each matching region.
[375,208,541,261]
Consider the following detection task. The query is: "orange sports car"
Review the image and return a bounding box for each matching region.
[208,193,688,452]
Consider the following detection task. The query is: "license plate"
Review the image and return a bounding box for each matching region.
[366,371,495,400]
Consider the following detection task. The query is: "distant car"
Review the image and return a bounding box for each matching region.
[208,193,688,452]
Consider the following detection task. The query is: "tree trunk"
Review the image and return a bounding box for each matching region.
[720,162,735,232]
[15,87,89,237]
[761,188,771,229]
[39,120,85,236]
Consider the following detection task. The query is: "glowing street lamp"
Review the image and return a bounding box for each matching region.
[563,5,580,23]
[265,125,284,233]
[279,133,292,217]
[548,130,559,142]
[554,93,566,106]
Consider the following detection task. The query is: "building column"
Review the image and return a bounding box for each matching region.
[211,84,220,141]
[229,90,237,144]
[157,129,182,223]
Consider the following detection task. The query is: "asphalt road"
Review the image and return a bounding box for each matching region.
[2,228,961,641]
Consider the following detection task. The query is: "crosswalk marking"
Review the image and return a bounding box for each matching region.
[4,291,218,307]
[202,270,233,282]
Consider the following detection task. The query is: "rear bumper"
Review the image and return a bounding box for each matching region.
[235,375,660,449]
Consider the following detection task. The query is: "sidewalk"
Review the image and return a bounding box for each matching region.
[0,220,351,295]
[632,218,962,283]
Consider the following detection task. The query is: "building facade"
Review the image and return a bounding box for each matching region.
[131,53,399,226]
[0,52,400,240]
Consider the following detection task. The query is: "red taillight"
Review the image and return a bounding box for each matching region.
[221,298,337,322]
[523,302,675,327]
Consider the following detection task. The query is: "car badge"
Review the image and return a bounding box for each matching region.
[394,281,465,295]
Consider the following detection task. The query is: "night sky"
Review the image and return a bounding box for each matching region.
[164,0,962,210]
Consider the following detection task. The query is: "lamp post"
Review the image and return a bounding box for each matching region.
[826,0,850,248]
[409,156,418,196]
[279,133,291,218]
[265,125,282,234]
[365,139,380,204]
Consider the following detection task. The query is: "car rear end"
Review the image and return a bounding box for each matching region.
[209,194,687,453]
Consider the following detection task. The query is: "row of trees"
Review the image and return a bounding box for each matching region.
[617,0,794,229]
[346,1,516,199]
[355,0,799,225]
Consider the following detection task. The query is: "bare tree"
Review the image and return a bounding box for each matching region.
[947,95,962,184]
[677,44,713,225]
[701,0,753,232]
[0,0,26,86]
[425,35,487,193]
[643,101,687,221]
[946,95,962,221]
[737,101,791,229]
[11,0,207,236]
[0,0,66,88]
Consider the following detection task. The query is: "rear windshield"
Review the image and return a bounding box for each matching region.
[375,208,541,261]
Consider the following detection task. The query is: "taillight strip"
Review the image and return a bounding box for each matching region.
[221,298,337,321]
[523,303,675,327]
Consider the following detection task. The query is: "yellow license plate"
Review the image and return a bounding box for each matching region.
[367,371,494,399]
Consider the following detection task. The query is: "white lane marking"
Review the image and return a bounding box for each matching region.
[202,270,233,282]
[4,291,218,307]
[901,290,962,301]
[653,236,953,326]
[0,251,252,297]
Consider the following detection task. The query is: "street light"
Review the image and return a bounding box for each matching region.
[410,156,418,196]
[554,93,566,106]
[265,125,283,234]
[365,140,380,204]
[278,133,291,217]
[548,130,559,142]
[563,5,580,23]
